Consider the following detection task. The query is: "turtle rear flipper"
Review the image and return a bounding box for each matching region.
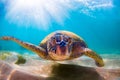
[83,48,104,67]
[1,36,47,59]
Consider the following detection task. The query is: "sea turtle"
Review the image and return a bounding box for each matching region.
[0,30,104,67]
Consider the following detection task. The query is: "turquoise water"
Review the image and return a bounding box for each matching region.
[0,0,120,55]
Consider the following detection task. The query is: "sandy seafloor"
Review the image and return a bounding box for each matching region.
[0,50,120,69]
[0,51,120,80]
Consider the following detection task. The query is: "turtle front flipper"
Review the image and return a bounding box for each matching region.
[83,48,104,67]
[1,36,47,59]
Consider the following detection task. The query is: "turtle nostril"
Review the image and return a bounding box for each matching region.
[60,41,66,47]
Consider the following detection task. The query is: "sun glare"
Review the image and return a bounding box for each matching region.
[5,0,70,29]
[5,0,113,30]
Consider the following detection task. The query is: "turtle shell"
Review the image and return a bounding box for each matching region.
[39,30,88,51]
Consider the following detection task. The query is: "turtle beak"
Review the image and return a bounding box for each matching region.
[56,40,70,55]
[49,41,71,60]
[56,45,68,55]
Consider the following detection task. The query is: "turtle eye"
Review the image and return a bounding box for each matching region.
[49,47,56,53]
[51,47,56,51]
[63,38,68,42]
[63,36,71,43]
[51,37,56,45]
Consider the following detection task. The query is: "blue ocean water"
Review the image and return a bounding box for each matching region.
[0,0,120,55]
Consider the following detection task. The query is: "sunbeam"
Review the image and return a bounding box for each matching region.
[5,0,71,29]
[5,0,113,30]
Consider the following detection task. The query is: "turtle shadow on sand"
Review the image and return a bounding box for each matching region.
[47,64,104,80]
[0,61,120,80]
[49,64,120,80]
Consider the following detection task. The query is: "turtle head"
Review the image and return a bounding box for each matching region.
[47,33,73,60]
